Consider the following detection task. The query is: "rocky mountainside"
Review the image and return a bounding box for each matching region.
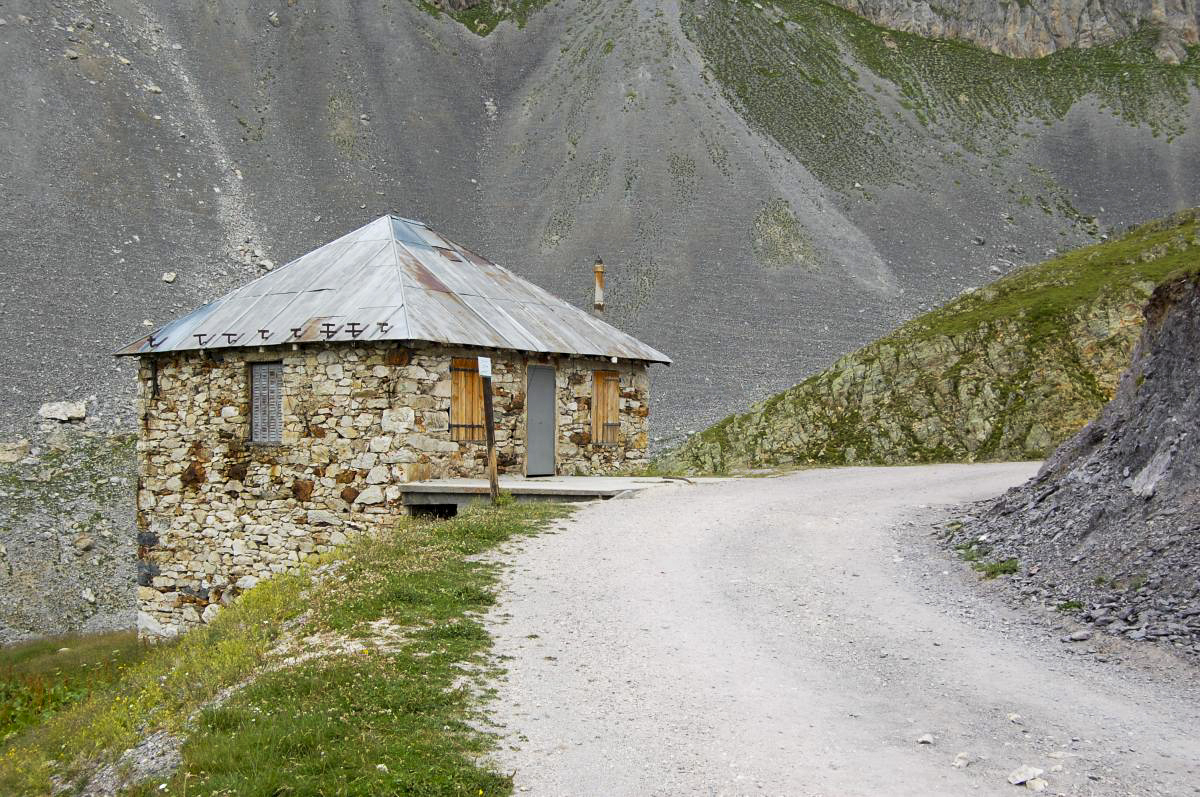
[666,209,1200,472]
[946,266,1200,658]
[830,0,1199,61]
[1,0,1199,642]
[1,0,1199,446]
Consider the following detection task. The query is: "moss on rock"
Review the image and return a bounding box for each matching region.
[664,209,1200,473]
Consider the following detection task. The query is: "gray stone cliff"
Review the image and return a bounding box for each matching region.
[949,267,1200,657]
[831,0,1199,61]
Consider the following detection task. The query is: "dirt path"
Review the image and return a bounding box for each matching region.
[485,464,1200,796]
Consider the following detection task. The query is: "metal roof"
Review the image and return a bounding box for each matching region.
[116,215,671,364]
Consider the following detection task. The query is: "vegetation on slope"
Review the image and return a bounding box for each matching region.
[0,632,145,743]
[665,209,1200,473]
[0,503,567,796]
[0,431,136,643]
[418,0,552,36]
[683,0,1200,192]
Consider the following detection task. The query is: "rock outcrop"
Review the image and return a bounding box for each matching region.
[947,267,1200,657]
[830,0,1199,61]
[0,429,136,645]
[667,210,1200,473]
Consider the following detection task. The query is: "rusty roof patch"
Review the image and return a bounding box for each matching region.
[115,215,670,364]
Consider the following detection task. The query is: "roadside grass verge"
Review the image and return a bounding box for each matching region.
[0,631,147,743]
[1,503,568,796]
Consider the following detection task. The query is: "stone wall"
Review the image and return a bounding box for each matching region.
[135,342,650,636]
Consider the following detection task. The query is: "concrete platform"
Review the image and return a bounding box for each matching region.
[398,475,705,511]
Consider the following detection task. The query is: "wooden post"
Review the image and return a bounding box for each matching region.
[479,356,500,504]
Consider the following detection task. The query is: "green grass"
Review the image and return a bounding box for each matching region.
[955,541,990,563]
[1056,600,1084,612]
[973,558,1020,579]
[0,632,147,743]
[908,212,1200,342]
[0,503,568,796]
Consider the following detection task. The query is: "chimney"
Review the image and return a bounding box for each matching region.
[593,257,606,316]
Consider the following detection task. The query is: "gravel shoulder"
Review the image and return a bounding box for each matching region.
[484,463,1200,796]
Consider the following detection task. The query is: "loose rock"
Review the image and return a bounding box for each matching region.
[0,439,31,463]
[1007,765,1044,785]
[39,400,87,422]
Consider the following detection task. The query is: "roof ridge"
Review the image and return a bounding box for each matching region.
[384,217,412,341]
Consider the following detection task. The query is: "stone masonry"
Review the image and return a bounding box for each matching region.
[136,341,650,636]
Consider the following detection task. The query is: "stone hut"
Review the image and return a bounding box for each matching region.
[117,215,669,637]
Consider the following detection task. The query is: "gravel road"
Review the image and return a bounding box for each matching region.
[485,464,1200,796]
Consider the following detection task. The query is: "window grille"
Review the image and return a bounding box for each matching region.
[250,362,283,444]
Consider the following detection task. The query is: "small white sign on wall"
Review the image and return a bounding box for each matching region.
[477,356,492,378]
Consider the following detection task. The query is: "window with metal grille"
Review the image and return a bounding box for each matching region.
[592,370,620,445]
[250,362,283,444]
[450,358,485,442]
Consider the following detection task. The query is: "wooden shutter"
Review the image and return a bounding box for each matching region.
[251,362,283,444]
[450,358,484,442]
[592,370,620,445]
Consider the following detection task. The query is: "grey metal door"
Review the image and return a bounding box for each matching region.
[527,365,556,476]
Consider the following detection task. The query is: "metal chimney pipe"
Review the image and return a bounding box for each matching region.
[593,257,606,316]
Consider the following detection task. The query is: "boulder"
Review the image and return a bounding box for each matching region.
[39,400,87,422]
[0,438,30,463]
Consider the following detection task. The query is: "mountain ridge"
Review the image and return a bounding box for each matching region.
[829,0,1199,61]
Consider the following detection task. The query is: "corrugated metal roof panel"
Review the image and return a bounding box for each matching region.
[116,215,670,364]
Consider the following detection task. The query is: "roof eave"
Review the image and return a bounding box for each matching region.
[113,334,671,363]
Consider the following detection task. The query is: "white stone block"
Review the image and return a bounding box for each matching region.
[137,611,177,638]
[381,407,415,433]
[357,485,384,505]
[307,509,343,527]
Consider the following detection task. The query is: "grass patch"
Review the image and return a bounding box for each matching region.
[1056,600,1084,613]
[973,558,1020,579]
[0,632,147,743]
[422,0,551,36]
[1,503,567,795]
